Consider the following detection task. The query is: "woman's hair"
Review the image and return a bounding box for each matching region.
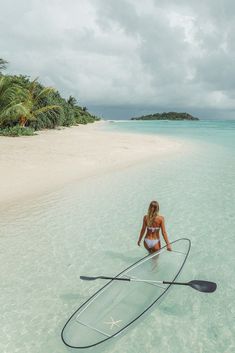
[146,200,159,226]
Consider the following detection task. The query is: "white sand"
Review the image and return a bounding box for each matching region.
[0,121,181,207]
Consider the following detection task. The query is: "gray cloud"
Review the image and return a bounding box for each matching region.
[1,0,235,117]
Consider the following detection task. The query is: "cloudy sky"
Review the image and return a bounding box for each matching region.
[1,0,235,119]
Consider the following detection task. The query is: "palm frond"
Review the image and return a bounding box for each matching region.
[0,103,28,124]
[34,104,61,116]
[34,87,56,105]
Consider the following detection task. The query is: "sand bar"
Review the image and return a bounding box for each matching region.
[0,121,182,208]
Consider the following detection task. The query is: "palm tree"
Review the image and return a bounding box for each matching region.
[17,79,61,127]
[0,58,8,73]
[0,76,23,125]
[67,95,77,107]
[0,78,61,127]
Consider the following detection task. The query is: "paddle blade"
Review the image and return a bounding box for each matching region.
[80,276,98,281]
[189,280,217,293]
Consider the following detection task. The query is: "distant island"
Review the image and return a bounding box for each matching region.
[131,112,199,121]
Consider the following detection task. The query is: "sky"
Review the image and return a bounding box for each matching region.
[1,0,235,119]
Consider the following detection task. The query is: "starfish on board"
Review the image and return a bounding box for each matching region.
[104,316,122,330]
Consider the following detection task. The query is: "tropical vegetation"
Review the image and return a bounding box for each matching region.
[131,112,199,121]
[0,58,100,136]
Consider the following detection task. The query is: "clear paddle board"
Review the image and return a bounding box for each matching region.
[61,238,191,349]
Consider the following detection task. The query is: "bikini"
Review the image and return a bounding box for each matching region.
[144,226,160,249]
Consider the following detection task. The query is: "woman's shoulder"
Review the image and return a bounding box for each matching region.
[156,214,164,221]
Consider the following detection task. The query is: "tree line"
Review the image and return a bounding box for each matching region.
[0,58,100,136]
[131,112,199,121]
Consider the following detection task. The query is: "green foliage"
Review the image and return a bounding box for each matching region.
[131,112,199,121]
[0,58,101,136]
[0,125,35,136]
[67,95,78,107]
[0,58,8,73]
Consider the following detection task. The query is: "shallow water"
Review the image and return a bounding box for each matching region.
[0,120,235,353]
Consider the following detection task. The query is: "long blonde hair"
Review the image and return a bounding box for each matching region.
[146,200,159,226]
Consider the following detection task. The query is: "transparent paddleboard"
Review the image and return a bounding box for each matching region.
[61,238,191,348]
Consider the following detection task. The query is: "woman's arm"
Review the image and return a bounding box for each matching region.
[160,217,172,251]
[137,216,147,246]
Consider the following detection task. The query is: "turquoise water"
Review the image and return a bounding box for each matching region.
[0,120,235,353]
[103,119,235,147]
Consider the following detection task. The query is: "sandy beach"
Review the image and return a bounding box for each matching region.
[0,121,181,208]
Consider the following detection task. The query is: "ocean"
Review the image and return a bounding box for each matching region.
[0,119,234,353]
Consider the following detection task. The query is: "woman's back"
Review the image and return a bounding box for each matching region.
[137,201,172,253]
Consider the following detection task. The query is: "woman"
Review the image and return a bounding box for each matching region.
[137,201,172,253]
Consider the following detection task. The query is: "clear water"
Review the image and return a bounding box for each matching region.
[0,120,235,353]
[62,239,190,349]
[103,119,235,148]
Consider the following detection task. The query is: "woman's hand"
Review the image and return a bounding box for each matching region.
[137,240,141,246]
[167,243,172,251]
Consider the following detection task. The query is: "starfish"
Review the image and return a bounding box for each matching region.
[104,316,122,330]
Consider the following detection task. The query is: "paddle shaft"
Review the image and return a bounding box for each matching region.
[81,276,185,285]
[100,277,187,285]
[100,276,190,286]
[163,281,188,285]
[100,276,130,281]
[80,276,217,293]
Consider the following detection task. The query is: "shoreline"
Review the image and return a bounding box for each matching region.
[0,121,182,208]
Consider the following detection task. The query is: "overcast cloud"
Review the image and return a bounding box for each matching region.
[1,0,235,118]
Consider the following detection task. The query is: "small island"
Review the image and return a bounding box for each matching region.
[131,112,199,121]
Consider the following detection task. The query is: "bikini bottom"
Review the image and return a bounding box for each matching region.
[144,238,160,249]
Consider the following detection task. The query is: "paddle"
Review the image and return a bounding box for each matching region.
[80,276,217,293]
[163,280,217,293]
